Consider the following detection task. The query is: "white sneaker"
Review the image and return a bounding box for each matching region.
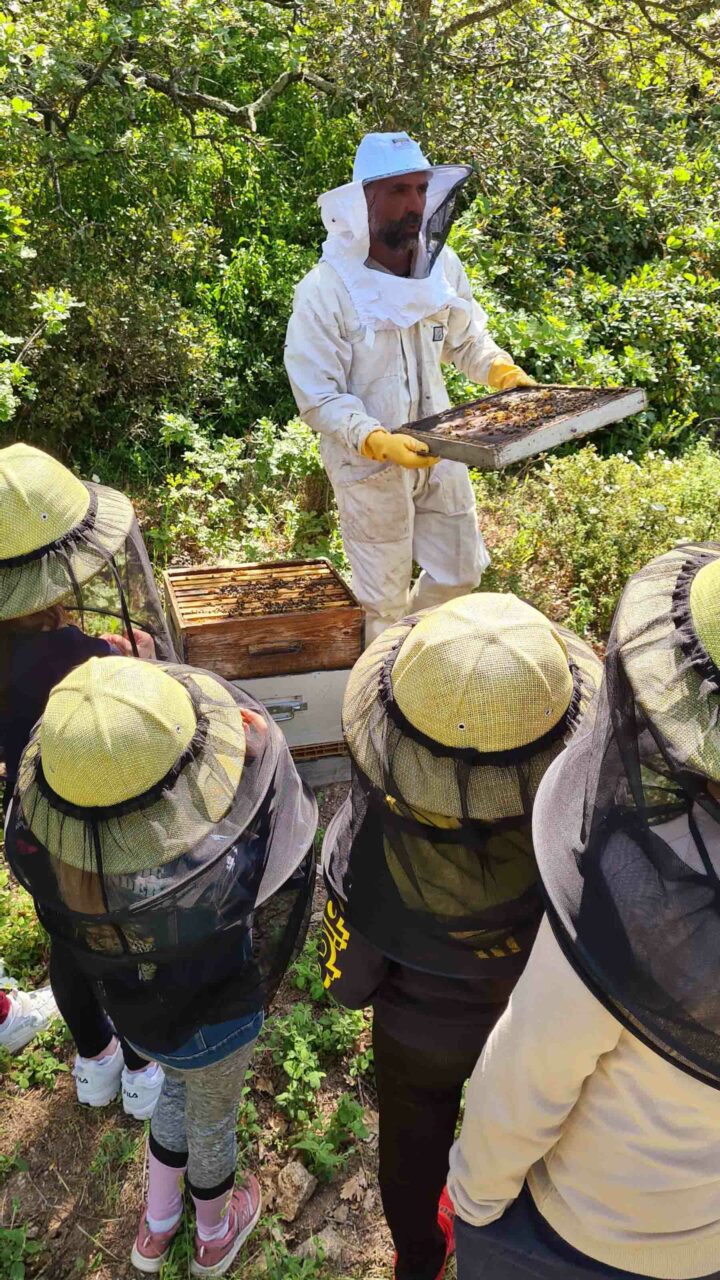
[73,1040,124,1106]
[0,987,59,1054]
[122,1062,164,1120]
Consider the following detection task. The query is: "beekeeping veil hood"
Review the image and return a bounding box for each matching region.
[323,594,602,978]
[6,657,318,1052]
[319,132,472,333]
[0,443,175,658]
[534,542,720,1089]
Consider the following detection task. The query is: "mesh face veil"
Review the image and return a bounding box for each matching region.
[318,136,473,333]
[534,542,720,1088]
[322,594,602,978]
[417,166,471,278]
[6,660,318,1053]
[360,164,471,281]
[0,443,175,658]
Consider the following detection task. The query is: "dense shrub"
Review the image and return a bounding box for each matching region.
[474,441,720,637]
[136,419,719,643]
[0,1,718,474]
[138,414,343,569]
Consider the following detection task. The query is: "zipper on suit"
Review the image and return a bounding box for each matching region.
[400,327,419,421]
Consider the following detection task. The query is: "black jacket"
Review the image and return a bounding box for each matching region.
[319,894,534,1054]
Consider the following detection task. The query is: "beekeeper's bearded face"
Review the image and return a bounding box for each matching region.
[365,171,429,250]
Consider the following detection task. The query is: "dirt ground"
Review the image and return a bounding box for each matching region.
[0,995,390,1280]
[0,784,413,1280]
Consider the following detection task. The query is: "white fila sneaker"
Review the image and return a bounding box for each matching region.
[73,1040,124,1106]
[122,1062,164,1120]
[0,986,59,1054]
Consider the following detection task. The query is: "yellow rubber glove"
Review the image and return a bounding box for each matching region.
[487,356,537,392]
[361,428,439,469]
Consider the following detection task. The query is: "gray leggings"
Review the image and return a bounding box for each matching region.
[150,1037,257,1196]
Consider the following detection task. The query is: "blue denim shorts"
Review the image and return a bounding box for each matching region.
[131,1008,264,1071]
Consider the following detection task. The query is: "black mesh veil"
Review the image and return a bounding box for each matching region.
[362,165,471,281]
[0,481,175,659]
[534,542,720,1088]
[419,166,471,278]
[6,669,318,1052]
[323,613,603,979]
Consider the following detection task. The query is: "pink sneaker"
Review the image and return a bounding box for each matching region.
[130,1212,181,1274]
[191,1177,261,1277]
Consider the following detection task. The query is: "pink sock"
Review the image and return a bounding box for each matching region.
[147,1150,186,1233]
[192,1188,232,1243]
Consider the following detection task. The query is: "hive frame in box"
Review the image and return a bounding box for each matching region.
[400,385,647,468]
[163,558,364,681]
[162,558,362,787]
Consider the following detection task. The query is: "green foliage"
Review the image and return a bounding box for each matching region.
[0,1020,72,1091]
[0,1210,44,1280]
[0,0,353,455]
[236,1081,261,1158]
[258,932,371,1188]
[144,416,720,648]
[347,1041,374,1081]
[290,934,330,1005]
[474,440,720,638]
[200,238,317,428]
[0,17,718,1265]
[264,997,367,1123]
[457,245,720,450]
[0,1147,28,1184]
[315,1008,368,1059]
[292,1093,369,1182]
[0,284,81,424]
[143,416,344,570]
[265,1003,326,1124]
[310,1102,367,1183]
[291,1127,347,1183]
[156,1226,194,1280]
[254,1220,326,1279]
[88,1128,142,1211]
[0,868,48,986]
[0,0,717,468]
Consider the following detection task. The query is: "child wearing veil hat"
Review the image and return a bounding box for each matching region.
[0,442,173,1111]
[450,542,720,1280]
[319,593,602,1280]
[6,654,317,1275]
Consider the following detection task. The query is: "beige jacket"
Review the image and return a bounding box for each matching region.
[449,914,720,1279]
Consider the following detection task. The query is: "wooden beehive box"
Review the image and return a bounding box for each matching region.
[163,559,364,680]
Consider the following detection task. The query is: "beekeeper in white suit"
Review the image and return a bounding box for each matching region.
[285,132,534,644]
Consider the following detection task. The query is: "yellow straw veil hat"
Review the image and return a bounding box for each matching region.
[343,593,602,820]
[615,542,720,779]
[17,656,246,872]
[0,443,134,621]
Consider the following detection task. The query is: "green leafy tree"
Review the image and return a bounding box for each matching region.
[0,0,717,461]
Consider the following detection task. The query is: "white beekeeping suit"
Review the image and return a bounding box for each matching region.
[285,132,519,644]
